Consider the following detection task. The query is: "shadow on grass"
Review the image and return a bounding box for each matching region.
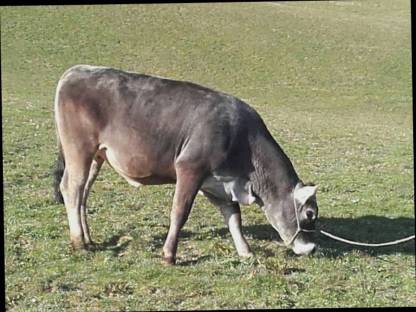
[92,233,132,256]
[177,255,213,266]
[240,215,415,257]
[148,215,414,263]
[150,229,199,247]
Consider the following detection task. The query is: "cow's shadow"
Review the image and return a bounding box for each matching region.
[92,232,132,256]
[238,215,415,258]
[148,215,414,264]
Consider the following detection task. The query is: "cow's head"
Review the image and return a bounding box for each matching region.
[263,182,318,255]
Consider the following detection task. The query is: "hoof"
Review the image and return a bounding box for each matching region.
[240,252,254,258]
[70,241,86,251]
[85,241,97,251]
[162,256,176,266]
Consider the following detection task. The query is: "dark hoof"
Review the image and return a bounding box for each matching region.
[85,241,97,251]
[162,256,176,265]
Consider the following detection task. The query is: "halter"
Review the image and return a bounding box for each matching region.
[285,196,316,246]
[265,195,316,247]
[285,195,316,246]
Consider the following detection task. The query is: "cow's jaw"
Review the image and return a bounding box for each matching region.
[263,206,296,246]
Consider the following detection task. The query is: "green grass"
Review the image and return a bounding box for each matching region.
[2,1,414,310]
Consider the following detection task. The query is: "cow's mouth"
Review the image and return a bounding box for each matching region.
[292,237,316,255]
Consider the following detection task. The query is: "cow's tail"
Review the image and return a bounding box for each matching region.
[53,137,65,204]
[52,76,65,204]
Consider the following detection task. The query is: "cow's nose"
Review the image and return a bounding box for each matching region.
[306,209,315,221]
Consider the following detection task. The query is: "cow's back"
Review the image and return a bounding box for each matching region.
[55,65,264,179]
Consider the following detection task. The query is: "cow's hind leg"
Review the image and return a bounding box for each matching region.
[80,156,104,248]
[203,191,253,257]
[162,165,206,265]
[60,152,94,250]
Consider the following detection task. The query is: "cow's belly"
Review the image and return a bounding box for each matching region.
[97,144,176,186]
[96,144,252,205]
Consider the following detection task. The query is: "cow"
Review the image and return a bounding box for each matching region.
[53,65,319,265]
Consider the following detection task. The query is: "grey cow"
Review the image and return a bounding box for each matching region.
[53,65,319,264]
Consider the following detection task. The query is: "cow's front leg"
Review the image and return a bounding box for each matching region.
[203,192,253,257]
[220,203,253,257]
[162,166,205,265]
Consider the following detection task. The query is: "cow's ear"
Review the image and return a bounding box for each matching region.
[294,184,317,206]
[225,180,256,205]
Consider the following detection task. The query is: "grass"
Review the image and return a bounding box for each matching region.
[2,1,414,310]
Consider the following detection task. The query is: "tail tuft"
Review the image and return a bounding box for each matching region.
[52,145,65,204]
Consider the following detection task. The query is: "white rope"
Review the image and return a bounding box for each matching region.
[283,192,414,248]
[319,230,415,247]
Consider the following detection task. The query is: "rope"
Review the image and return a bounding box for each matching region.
[284,192,415,248]
[319,229,415,247]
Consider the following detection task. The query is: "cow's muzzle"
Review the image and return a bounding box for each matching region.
[292,238,316,255]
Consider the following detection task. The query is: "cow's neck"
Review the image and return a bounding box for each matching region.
[249,132,300,206]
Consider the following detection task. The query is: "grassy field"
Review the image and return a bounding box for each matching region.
[2,1,414,310]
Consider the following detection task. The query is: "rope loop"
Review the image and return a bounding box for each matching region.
[318,230,415,247]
